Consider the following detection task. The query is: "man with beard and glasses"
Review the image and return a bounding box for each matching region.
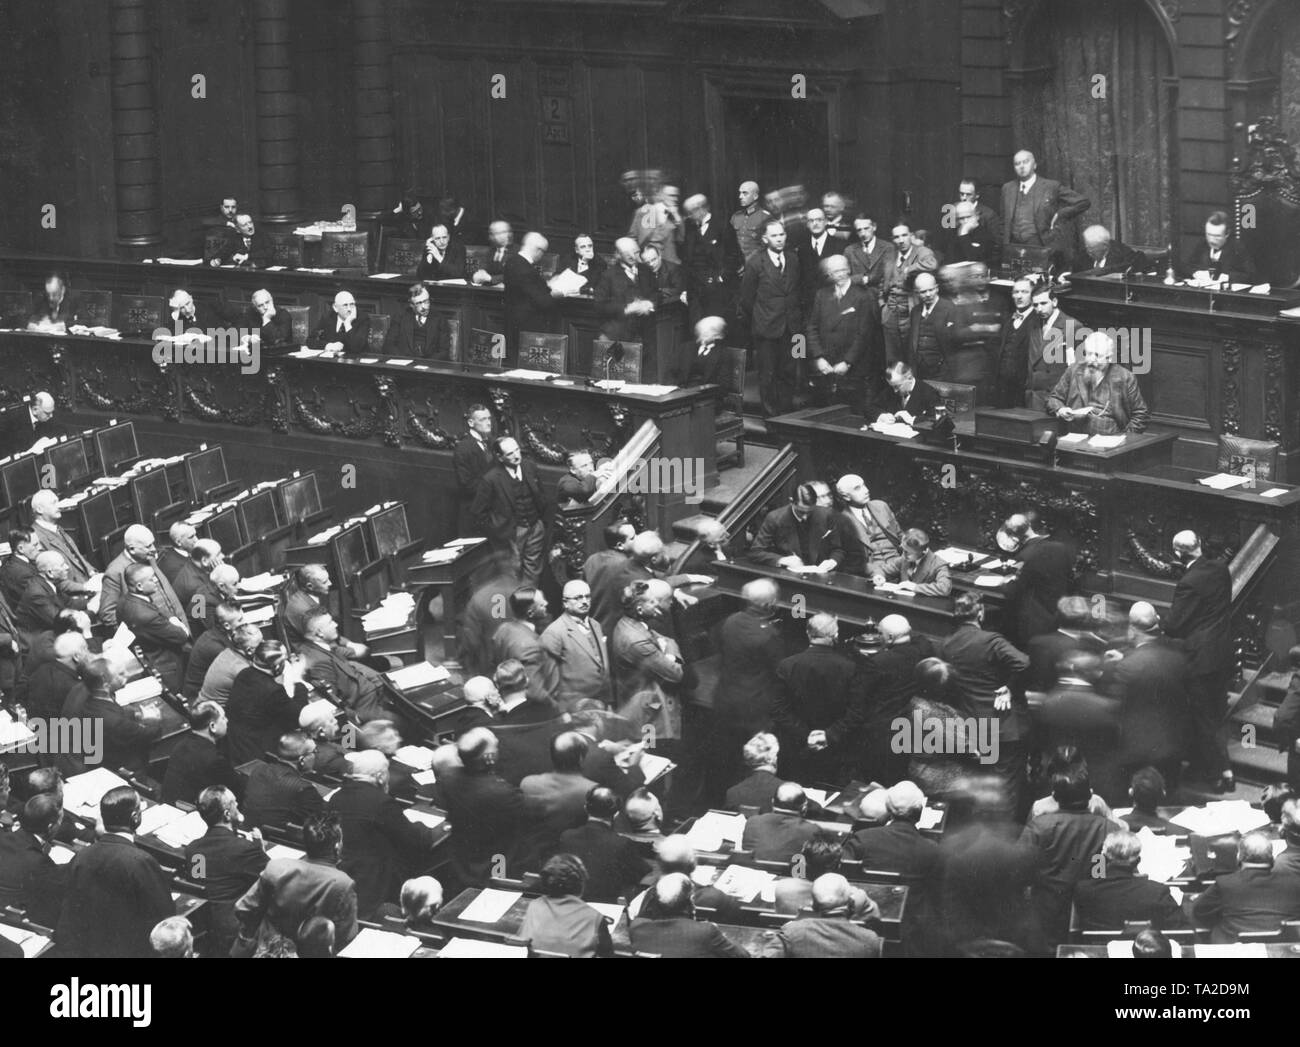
[1044,331,1148,435]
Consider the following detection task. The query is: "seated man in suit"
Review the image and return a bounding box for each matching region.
[171,538,224,635]
[278,563,360,656]
[518,853,614,958]
[748,481,843,574]
[555,450,599,505]
[773,834,875,918]
[683,314,730,391]
[308,291,370,357]
[199,622,260,707]
[867,359,942,425]
[555,232,607,292]
[156,521,199,587]
[1192,831,1300,943]
[1073,829,1186,931]
[1181,210,1256,285]
[298,609,392,725]
[415,223,467,282]
[161,700,242,805]
[741,781,819,863]
[183,785,268,952]
[29,490,99,593]
[1069,224,1144,278]
[0,793,69,927]
[247,289,295,355]
[761,873,883,958]
[212,214,272,268]
[242,730,327,829]
[78,655,162,774]
[724,731,786,813]
[871,528,952,597]
[469,220,514,286]
[183,601,243,700]
[100,524,186,629]
[835,473,902,577]
[15,551,76,646]
[383,282,450,360]
[226,640,311,767]
[0,528,42,607]
[556,786,650,903]
[119,561,191,692]
[520,731,600,850]
[629,872,749,957]
[842,781,941,881]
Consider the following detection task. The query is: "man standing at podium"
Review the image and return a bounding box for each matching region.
[1045,331,1149,435]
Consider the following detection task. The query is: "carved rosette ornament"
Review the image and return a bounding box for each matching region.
[1226,0,1261,65]
[1221,341,1242,434]
[519,408,567,464]
[1263,343,1286,442]
[405,396,454,449]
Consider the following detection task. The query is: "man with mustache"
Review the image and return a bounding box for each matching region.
[1044,331,1148,435]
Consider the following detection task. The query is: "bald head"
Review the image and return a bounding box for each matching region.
[886,781,926,821]
[774,781,806,812]
[653,872,694,916]
[879,614,912,644]
[521,231,549,260]
[914,272,937,294]
[695,315,727,345]
[53,631,88,666]
[30,490,59,520]
[614,237,640,266]
[1129,601,1159,634]
[807,612,837,644]
[655,833,696,872]
[35,551,67,577]
[463,675,500,708]
[345,749,388,783]
[742,577,778,612]
[859,788,890,823]
[822,255,850,284]
[1173,530,1200,560]
[629,530,664,563]
[169,521,198,550]
[298,698,336,734]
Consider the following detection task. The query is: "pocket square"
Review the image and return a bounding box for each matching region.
[841,307,856,315]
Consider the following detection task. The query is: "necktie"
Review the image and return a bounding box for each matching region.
[625,266,636,282]
[1211,250,1220,263]
[1021,183,1029,195]
[417,316,425,327]
[700,221,709,237]
[698,343,710,357]
[923,306,932,319]
[511,469,521,483]
[775,254,784,274]
[495,249,504,263]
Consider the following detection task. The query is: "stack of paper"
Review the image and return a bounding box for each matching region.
[917,806,943,830]
[1194,943,1266,958]
[711,865,775,902]
[974,575,1010,587]
[367,273,404,280]
[237,572,285,593]
[872,581,912,595]
[387,662,450,691]
[153,810,209,849]
[0,923,51,957]
[638,752,675,786]
[1134,827,1191,883]
[1088,434,1127,449]
[868,421,919,439]
[242,605,276,625]
[289,348,331,359]
[683,811,746,852]
[421,547,462,565]
[0,714,36,750]
[339,927,421,958]
[393,743,438,769]
[265,844,305,862]
[459,888,522,923]
[934,547,987,567]
[136,803,187,838]
[1197,473,1253,491]
[307,525,343,544]
[115,676,162,706]
[446,537,486,548]
[498,368,557,381]
[1169,801,1270,836]
[362,592,416,634]
[403,808,446,830]
[804,788,840,809]
[63,768,132,818]
[437,937,526,958]
[619,384,678,396]
[152,257,204,266]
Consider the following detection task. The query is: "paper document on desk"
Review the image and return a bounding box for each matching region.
[1197,473,1253,490]
[1169,800,1270,836]
[64,767,131,815]
[403,808,446,830]
[154,810,209,849]
[386,662,450,691]
[498,368,556,380]
[460,888,522,923]
[1260,488,1288,498]
[548,268,588,295]
[393,743,438,769]
[421,548,461,565]
[803,789,840,809]
[339,927,421,959]
[0,715,36,750]
[49,844,76,866]
[368,273,404,280]
[917,806,943,830]
[242,604,275,625]
[136,803,187,838]
[238,572,285,593]
[1134,827,1189,884]
[711,865,774,902]
[639,752,675,786]
[153,257,204,266]
[266,844,305,862]
[868,422,919,439]
[974,575,1010,587]
[684,811,746,852]
[1250,284,1272,294]
[1195,943,1266,958]
[934,547,987,567]
[1106,939,1134,958]
[386,358,413,366]
[289,348,330,359]
[872,581,911,595]
[412,769,437,787]
[437,937,527,958]
[0,923,50,958]
[446,536,487,547]
[1088,434,1126,449]
[115,675,161,706]
[434,278,469,286]
[619,384,678,396]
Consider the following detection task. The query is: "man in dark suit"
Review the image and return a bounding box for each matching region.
[490,588,559,705]
[844,215,891,296]
[556,786,649,902]
[415,223,468,281]
[683,315,730,390]
[807,254,880,411]
[796,207,846,309]
[1163,530,1236,791]
[724,731,786,812]
[14,552,75,647]
[520,731,599,850]
[582,521,636,641]
[211,214,272,268]
[994,276,1039,408]
[843,781,941,877]
[29,490,97,590]
[880,221,939,363]
[1181,210,1256,284]
[469,220,514,286]
[1192,832,1300,943]
[57,786,175,958]
[740,218,802,416]
[119,561,191,693]
[0,793,68,927]
[641,243,686,308]
[748,482,843,573]
[0,528,42,608]
[383,283,450,359]
[1025,595,1106,692]
[452,404,495,538]
[773,613,862,783]
[1000,149,1091,256]
[183,785,268,953]
[1071,224,1144,277]
[382,188,434,243]
[1027,282,1073,411]
[553,232,607,292]
[101,524,187,630]
[170,538,223,636]
[762,873,884,958]
[471,436,551,586]
[25,632,87,719]
[242,731,327,829]
[907,272,960,381]
[504,231,564,355]
[438,728,535,888]
[161,701,242,805]
[226,641,311,766]
[307,291,370,356]
[1073,829,1186,931]
[682,194,741,322]
[594,237,656,343]
[298,610,392,725]
[946,180,1002,264]
[629,872,749,957]
[183,602,241,700]
[1001,512,1073,649]
[156,521,198,588]
[855,614,936,783]
[328,751,439,918]
[741,782,819,863]
[247,288,295,355]
[81,657,163,775]
[866,359,942,424]
[835,473,902,578]
[939,593,1030,818]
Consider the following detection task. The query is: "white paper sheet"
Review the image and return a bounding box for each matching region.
[437,937,526,958]
[387,663,450,691]
[459,888,522,924]
[339,927,421,958]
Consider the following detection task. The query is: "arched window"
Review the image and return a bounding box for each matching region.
[1008,0,1175,250]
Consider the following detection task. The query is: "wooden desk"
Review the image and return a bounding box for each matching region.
[403,537,494,665]
[1058,942,1300,958]
[430,886,632,949]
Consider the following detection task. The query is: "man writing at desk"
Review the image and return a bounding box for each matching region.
[1044,331,1148,435]
[748,482,842,574]
[1182,210,1256,286]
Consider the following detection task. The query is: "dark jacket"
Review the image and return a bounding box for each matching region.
[748,505,843,569]
[1003,536,1073,648]
[25,658,81,720]
[1162,557,1234,677]
[761,912,882,958]
[593,263,655,343]
[242,757,327,829]
[471,461,552,548]
[741,810,819,864]
[183,627,231,699]
[504,252,561,343]
[842,820,941,881]
[161,732,242,805]
[628,915,748,958]
[556,819,649,903]
[713,609,786,739]
[383,308,450,360]
[119,591,190,693]
[56,834,174,958]
[0,828,67,927]
[553,251,607,290]
[183,824,268,902]
[938,623,1030,742]
[308,313,371,356]
[907,297,962,377]
[83,693,162,776]
[226,666,310,766]
[1021,807,1113,942]
[866,376,942,421]
[807,282,880,372]
[415,240,468,282]
[1073,864,1186,931]
[452,433,495,536]
[773,643,863,752]
[740,249,803,338]
[1192,865,1300,943]
[724,769,785,814]
[328,779,436,918]
[438,765,534,887]
[1181,239,1256,284]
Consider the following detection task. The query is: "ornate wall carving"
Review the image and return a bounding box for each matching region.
[1221,340,1242,434]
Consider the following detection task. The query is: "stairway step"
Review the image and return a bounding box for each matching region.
[1259,671,1294,697]
[1228,740,1288,780]
[1231,702,1279,740]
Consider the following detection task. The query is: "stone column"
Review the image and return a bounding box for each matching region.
[109,0,162,255]
[254,0,302,227]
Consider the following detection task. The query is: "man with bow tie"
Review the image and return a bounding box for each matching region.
[740,219,803,417]
[999,149,1090,256]
[470,220,514,286]
[807,254,880,411]
[415,223,467,282]
[1181,210,1256,285]
[308,291,370,356]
